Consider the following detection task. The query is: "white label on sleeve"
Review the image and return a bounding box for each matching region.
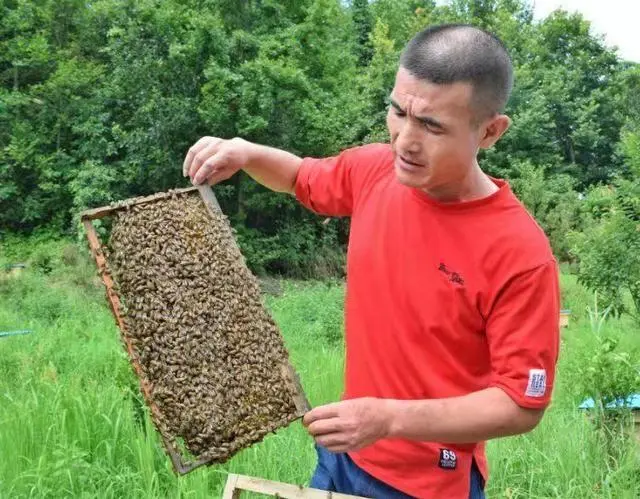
[525,369,547,397]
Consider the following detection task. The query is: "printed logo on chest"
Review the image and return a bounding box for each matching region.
[438,262,465,286]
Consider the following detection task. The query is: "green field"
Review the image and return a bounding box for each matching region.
[1,241,639,498]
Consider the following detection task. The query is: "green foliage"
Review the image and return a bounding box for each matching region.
[570,179,640,320]
[578,335,640,410]
[509,160,581,261]
[0,0,639,275]
[267,280,345,345]
[234,217,346,278]
[482,8,626,185]
[564,295,640,467]
[621,129,640,177]
[1,250,639,497]
[360,19,398,143]
[577,298,640,409]
[351,0,373,65]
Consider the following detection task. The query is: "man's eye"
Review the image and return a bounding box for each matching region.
[424,124,443,135]
[393,109,406,117]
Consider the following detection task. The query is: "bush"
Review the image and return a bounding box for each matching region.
[570,179,640,320]
[575,332,640,415]
[1,236,102,299]
[234,219,346,279]
[509,160,582,261]
[566,296,640,462]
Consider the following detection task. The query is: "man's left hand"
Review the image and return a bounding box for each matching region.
[303,397,393,453]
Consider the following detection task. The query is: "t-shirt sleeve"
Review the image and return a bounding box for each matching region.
[294,149,356,217]
[294,143,393,217]
[486,259,561,409]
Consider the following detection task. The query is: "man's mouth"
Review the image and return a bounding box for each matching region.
[396,154,424,172]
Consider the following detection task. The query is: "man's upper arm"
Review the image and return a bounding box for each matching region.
[486,259,561,410]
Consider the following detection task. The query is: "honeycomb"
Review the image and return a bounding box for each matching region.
[101,190,305,466]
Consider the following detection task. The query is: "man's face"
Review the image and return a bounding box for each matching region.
[387,67,488,192]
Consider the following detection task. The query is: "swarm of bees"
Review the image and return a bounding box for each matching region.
[105,191,301,463]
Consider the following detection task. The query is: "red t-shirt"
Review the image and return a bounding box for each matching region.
[295,143,560,498]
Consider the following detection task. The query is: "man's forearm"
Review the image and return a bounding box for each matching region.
[386,387,544,444]
[242,140,303,194]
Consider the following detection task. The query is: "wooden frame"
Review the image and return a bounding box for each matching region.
[222,474,367,499]
[80,186,311,475]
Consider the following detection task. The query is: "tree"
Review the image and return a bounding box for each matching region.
[351,0,373,65]
[570,174,640,321]
[509,160,581,261]
[1,0,638,276]
[360,19,397,143]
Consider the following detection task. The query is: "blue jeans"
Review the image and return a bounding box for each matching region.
[310,445,485,499]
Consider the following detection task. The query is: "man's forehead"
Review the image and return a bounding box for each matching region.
[391,68,473,116]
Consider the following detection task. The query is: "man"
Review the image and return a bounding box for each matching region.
[183,24,559,499]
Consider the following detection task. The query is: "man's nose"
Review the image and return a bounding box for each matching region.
[395,119,422,155]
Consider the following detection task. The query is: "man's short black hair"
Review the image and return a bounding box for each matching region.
[400,24,514,121]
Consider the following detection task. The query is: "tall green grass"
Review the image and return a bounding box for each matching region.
[1,241,638,497]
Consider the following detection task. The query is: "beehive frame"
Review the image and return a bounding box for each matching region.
[81,185,311,475]
[222,474,366,498]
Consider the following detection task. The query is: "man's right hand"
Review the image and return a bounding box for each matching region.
[183,136,252,186]
[182,136,303,194]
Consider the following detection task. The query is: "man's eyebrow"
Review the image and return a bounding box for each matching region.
[416,115,446,131]
[389,98,404,112]
[389,97,446,131]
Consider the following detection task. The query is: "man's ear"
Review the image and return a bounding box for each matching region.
[479,114,511,149]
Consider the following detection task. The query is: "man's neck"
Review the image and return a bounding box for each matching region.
[422,164,498,203]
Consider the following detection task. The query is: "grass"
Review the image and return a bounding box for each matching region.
[1,240,639,498]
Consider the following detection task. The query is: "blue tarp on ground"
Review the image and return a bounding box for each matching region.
[579,394,640,410]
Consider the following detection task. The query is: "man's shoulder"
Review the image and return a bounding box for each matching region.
[341,142,393,165]
[484,187,555,275]
[340,142,393,190]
